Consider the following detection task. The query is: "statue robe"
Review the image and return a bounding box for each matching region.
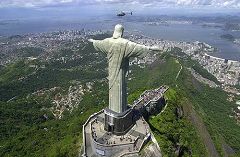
[92,37,150,113]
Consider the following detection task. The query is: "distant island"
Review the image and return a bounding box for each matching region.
[220,34,240,46]
[224,23,240,31]
[220,34,235,41]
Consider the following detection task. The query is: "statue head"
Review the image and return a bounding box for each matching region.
[113,24,124,39]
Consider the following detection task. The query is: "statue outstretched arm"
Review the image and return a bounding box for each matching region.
[88,39,95,43]
[88,38,107,54]
[148,45,162,51]
[149,44,172,52]
[126,40,172,58]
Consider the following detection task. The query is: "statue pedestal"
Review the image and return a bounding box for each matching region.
[104,107,134,135]
[82,110,152,157]
[82,86,168,157]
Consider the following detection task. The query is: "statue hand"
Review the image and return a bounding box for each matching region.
[88,39,94,43]
[149,46,161,51]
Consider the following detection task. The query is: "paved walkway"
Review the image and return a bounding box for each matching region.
[84,111,151,157]
[91,114,149,146]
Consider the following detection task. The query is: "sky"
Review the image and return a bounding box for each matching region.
[1,0,240,8]
[0,0,240,20]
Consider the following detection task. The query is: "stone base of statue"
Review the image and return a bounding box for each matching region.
[104,107,134,135]
[81,86,168,157]
[81,109,151,157]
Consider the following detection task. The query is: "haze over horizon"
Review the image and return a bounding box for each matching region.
[0,0,240,20]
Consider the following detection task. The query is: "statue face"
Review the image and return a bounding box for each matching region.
[113,24,124,39]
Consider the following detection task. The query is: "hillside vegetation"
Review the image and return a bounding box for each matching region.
[0,42,239,157]
[128,51,240,156]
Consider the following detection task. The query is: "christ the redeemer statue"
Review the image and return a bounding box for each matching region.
[89,24,164,113]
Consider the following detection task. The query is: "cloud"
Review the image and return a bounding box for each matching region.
[0,0,240,8]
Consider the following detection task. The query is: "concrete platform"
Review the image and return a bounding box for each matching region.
[82,86,168,157]
[82,111,151,157]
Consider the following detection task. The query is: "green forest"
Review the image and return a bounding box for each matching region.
[0,41,240,157]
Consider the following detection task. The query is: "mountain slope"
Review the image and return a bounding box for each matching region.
[0,41,240,156]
